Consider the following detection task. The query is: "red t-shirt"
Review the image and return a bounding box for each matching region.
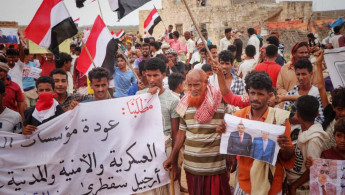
[40,58,55,76]
[321,147,345,160]
[254,61,282,88]
[3,79,25,111]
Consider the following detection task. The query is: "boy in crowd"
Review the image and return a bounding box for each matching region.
[84,67,112,102]
[128,60,148,96]
[55,52,73,94]
[50,69,92,111]
[168,72,185,99]
[201,64,213,79]
[113,55,136,98]
[286,95,329,194]
[0,79,23,133]
[237,45,256,79]
[284,59,324,124]
[23,76,64,135]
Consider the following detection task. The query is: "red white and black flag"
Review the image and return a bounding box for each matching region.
[114,29,125,39]
[24,0,78,54]
[77,15,118,75]
[108,0,151,20]
[144,8,162,35]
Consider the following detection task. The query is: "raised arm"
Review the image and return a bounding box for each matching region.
[315,50,329,109]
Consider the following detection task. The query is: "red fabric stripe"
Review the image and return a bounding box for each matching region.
[116,29,123,37]
[144,8,157,29]
[77,15,106,74]
[24,0,62,44]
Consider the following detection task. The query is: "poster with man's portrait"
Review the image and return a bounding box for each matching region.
[0,28,19,44]
[220,114,285,165]
[310,158,345,195]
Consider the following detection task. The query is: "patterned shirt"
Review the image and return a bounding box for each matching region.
[180,103,227,176]
[59,93,93,111]
[283,85,324,124]
[209,73,245,95]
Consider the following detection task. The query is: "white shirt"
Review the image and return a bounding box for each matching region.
[0,107,23,133]
[8,60,24,91]
[247,34,260,61]
[185,39,195,60]
[219,37,233,51]
[190,51,201,65]
[237,59,256,79]
[330,34,342,49]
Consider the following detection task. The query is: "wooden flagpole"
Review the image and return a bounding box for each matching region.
[153,4,168,32]
[170,172,175,195]
[81,38,96,68]
[97,0,104,20]
[181,0,214,61]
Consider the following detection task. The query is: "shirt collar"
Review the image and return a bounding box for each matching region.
[246,106,269,122]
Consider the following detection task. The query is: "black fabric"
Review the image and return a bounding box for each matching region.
[166,62,185,76]
[24,105,64,127]
[101,38,118,75]
[117,0,151,20]
[148,16,162,35]
[49,17,78,55]
[322,104,336,130]
[275,54,285,66]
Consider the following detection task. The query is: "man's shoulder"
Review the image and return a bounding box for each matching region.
[162,90,180,101]
[136,88,149,95]
[24,106,35,115]
[2,107,21,119]
[234,106,251,117]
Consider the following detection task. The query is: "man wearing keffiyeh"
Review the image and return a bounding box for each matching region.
[164,69,231,195]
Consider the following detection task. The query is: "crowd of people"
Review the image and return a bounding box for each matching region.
[1,22,345,195]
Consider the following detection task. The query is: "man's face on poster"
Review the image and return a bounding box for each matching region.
[318,165,329,185]
[261,131,269,140]
[237,124,245,133]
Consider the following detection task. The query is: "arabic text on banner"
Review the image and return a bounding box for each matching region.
[0,93,170,194]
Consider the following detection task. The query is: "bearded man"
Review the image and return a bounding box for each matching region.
[163,69,231,195]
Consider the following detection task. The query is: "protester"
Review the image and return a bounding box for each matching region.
[23,76,64,135]
[218,71,294,195]
[266,36,285,66]
[0,79,23,133]
[165,31,185,55]
[254,44,282,88]
[137,57,181,194]
[50,69,92,111]
[184,31,195,67]
[201,64,213,79]
[307,33,320,51]
[237,45,256,79]
[277,41,318,96]
[55,52,73,94]
[113,54,136,98]
[270,31,285,54]
[0,62,25,121]
[161,43,170,55]
[134,43,151,75]
[165,48,185,75]
[39,53,55,76]
[22,49,37,107]
[128,60,148,96]
[190,40,206,67]
[6,48,24,91]
[168,72,185,99]
[247,28,260,61]
[286,95,329,195]
[283,59,324,124]
[164,69,231,195]
[232,29,243,64]
[209,50,244,95]
[330,26,342,49]
[150,41,162,57]
[220,28,233,51]
[84,67,112,102]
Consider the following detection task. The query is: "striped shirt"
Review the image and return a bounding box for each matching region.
[180,103,227,176]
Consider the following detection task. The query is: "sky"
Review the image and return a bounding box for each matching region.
[0,0,162,26]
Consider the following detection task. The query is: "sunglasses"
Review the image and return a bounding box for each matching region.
[320,170,329,175]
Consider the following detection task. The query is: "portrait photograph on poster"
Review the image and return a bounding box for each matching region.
[220,114,285,165]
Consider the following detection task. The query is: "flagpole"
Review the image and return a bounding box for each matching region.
[97,0,104,20]
[153,5,167,32]
[81,38,97,69]
[180,0,214,61]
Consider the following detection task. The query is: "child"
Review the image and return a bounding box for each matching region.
[113,54,136,98]
[23,76,64,135]
[286,95,329,194]
[320,118,345,160]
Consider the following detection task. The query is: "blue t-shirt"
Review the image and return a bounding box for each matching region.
[22,61,36,89]
[113,67,136,98]
[128,81,139,96]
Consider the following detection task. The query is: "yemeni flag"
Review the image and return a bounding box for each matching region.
[114,29,125,39]
[144,8,162,35]
[108,0,151,20]
[24,0,78,55]
[32,93,60,123]
[77,15,118,75]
